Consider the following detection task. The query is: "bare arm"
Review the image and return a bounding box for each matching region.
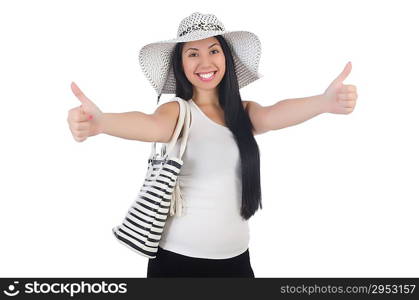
[264,62,358,131]
[245,95,329,134]
[99,101,180,143]
[264,94,330,131]
[100,111,156,142]
[69,82,180,143]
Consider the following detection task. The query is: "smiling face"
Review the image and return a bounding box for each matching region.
[182,37,226,94]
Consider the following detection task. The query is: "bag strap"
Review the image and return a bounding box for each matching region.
[174,98,191,159]
[163,97,189,159]
[148,97,191,160]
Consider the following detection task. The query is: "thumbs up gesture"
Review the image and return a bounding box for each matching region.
[67,82,104,142]
[323,62,358,114]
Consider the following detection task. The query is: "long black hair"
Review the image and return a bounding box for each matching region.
[171,35,262,220]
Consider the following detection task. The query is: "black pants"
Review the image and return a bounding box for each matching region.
[147,246,255,278]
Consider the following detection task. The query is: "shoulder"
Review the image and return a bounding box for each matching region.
[154,99,182,116]
[241,100,270,135]
[151,100,182,142]
[242,100,264,111]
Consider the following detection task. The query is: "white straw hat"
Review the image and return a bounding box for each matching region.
[138,12,263,103]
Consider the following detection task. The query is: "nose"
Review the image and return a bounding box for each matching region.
[197,57,217,72]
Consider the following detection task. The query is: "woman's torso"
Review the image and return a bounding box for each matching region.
[158,98,249,259]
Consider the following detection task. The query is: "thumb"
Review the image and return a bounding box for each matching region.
[71,82,93,107]
[333,61,352,84]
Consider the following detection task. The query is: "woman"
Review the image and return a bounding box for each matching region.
[67,12,358,277]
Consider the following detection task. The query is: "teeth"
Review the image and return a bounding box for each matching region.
[198,72,215,78]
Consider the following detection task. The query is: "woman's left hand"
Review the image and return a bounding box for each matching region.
[322,62,358,114]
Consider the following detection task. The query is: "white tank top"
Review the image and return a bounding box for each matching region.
[158,98,249,259]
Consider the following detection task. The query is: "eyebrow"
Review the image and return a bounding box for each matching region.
[185,43,220,53]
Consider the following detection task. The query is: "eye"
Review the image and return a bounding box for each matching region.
[188,49,219,57]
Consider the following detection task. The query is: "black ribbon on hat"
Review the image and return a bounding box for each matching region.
[179,22,224,37]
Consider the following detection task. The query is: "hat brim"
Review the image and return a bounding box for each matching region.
[138,30,263,96]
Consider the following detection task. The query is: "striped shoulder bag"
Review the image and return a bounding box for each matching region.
[112,97,191,258]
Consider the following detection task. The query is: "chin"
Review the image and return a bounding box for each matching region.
[195,83,219,90]
[193,78,222,89]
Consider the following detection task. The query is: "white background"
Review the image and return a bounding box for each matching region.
[1,0,418,277]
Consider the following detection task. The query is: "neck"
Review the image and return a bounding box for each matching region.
[192,87,220,107]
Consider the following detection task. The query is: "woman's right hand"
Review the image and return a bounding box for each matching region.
[67,82,104,142]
